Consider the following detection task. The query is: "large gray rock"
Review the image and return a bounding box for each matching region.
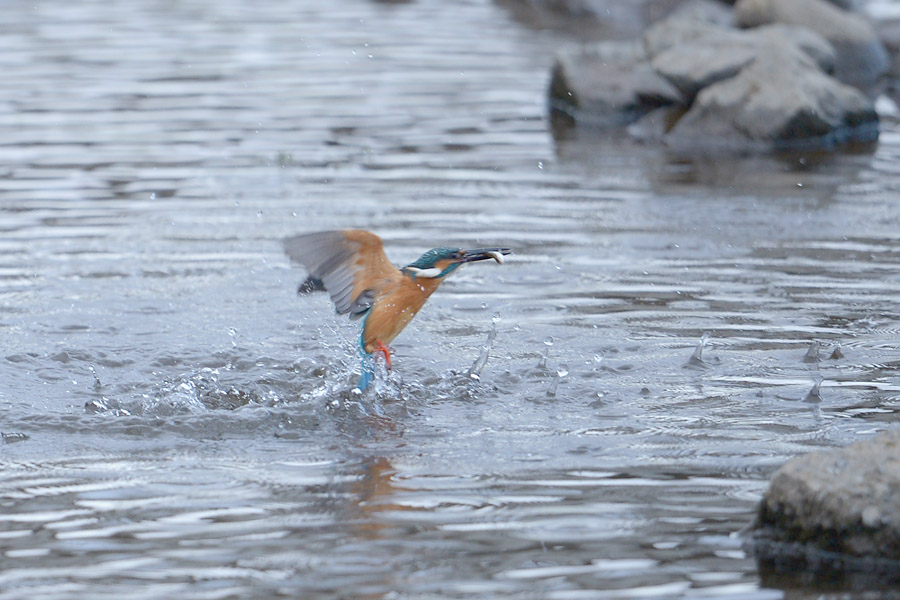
[645,20,836,101]
[548,1,734,123]
[666,35,877,149]
[550,8,879,151]
[734,0,889,88]
[750,428,900,573]
[549,39,684,125]
[644,20,755,100]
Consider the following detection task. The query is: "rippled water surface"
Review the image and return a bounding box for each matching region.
[2,1,900,598]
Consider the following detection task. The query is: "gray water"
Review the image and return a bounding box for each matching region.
[2,1,900,598]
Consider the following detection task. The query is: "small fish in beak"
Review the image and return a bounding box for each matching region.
[457,248,512,264]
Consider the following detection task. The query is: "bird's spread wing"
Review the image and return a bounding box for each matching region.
[283,229,401,319]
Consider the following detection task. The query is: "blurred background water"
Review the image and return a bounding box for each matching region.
[2,0,900,598]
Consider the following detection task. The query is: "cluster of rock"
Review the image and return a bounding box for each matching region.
[549,0,887,151]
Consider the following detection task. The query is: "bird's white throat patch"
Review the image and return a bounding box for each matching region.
[406,266,443,278]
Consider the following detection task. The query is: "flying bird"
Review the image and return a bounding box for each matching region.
[284,229,510,390]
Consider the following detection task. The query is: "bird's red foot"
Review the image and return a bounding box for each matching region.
[374,340,392,369]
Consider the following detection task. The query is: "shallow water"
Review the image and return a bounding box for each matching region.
[2,1,900,598]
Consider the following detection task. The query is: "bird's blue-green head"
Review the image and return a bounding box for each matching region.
[402,246,511,280]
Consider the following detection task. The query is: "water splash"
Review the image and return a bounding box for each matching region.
[84,397,132,417]
[370,353,402,398]
[141,376,212,415]
[803,378,824,403]
[538,336,553,370]
[467,314,499,381]
[687,332,710,366]
[89,365,102,391]
[803,340,820,363]
[85,365,298,418]
[547,364,568,397]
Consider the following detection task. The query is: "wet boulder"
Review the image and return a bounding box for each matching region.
[549,6,879,151]
[734,0,889,88]
[644,20,757,101]
[749,428,900,575]
[549,39,684,125]
[644,20,836,102]
[664,33,877,150]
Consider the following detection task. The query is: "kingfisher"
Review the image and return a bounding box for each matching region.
[283,229,510,391]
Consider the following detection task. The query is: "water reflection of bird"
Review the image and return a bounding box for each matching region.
[284,229,510,391]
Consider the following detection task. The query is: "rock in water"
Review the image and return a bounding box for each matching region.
[549,39,683,125]
[665,34,877,151]
[749,428,900,576]
[734,0,889,88]
[644,21,836,102]
[549,4,878,151]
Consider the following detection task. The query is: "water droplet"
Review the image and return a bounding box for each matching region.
[543,337,554,347]
[537,161,544,170]
[804,378,823,403]
[149,192,156,200]
[256,210,263,217]
[480,302,487,309]
[557,364,569,378]
[593,353,603,364]
[89,365,102,390]
[797,182,804,188]
[491,313,501,324]
[804,340,820,363]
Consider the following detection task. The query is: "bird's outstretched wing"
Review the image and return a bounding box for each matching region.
[283,229,401,319]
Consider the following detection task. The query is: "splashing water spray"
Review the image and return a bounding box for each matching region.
[467,314,500,381]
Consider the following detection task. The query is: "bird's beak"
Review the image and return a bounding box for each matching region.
[457,248,512,265]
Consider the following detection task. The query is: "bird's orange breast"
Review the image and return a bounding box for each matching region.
[361,275,442,353]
